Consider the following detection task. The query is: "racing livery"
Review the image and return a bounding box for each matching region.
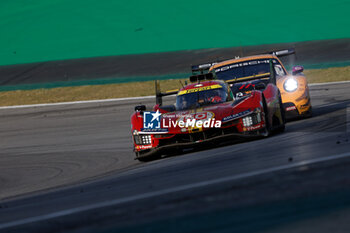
[131,67,285,161]
[193,49,312,119]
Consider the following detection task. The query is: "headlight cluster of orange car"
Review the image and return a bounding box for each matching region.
[284,78,298,92]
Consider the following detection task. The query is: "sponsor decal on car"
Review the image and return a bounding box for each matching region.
[177,84,222,95]
[286,106,297,111]
[215,59,276,73]
[136,145,153,150]
[243,123,264,131]
[222,110,251,122]
[140,128,169,133]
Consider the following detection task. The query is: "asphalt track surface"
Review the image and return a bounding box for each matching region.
[0,82,349,232]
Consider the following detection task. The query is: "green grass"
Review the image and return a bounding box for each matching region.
[0,66,349,107]
[0,79,187,106]
[304,66,350,83]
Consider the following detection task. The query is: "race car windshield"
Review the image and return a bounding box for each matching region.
[176,87,228,110]
[214,59,281,81]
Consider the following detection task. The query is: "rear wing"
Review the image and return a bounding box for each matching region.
[191,48,295,74]
[266,48,295,57]
[191,62,219,75]
[189,72,214,83]
[155,81,178,106]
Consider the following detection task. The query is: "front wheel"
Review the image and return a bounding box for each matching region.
[275,93,286,133]
[262,97,271,137]
[304,106,313,118]
[135,150,161,162]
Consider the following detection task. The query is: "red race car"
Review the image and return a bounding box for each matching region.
[131,63,285,161]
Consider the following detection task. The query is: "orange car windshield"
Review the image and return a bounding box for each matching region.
[214,59,278,81]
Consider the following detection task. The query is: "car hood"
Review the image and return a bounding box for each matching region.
[159,100,253,133]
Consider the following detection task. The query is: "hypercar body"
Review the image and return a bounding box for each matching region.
[193,49,312,119]
[131,70,285,161]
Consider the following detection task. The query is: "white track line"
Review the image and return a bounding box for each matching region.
[0,95,154,110]
[0,80,349,110]
[1,151,350,230]
[309,80,350,86]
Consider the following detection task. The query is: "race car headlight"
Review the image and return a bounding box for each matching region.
[243,112,261,127]
[141,135,152,145]
[284,78,298,92]
[134,134,152,145]
[242,116,253,127]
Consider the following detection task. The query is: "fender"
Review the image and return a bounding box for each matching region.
[131,112,143,132]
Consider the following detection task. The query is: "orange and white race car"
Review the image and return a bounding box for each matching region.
[192,49,312,119]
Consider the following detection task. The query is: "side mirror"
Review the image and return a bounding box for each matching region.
[292,66,304,75]
[135,105,146,112]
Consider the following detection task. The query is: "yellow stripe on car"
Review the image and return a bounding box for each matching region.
[165,89,179,93]
[225,73,271,83]
[178,84,222,96]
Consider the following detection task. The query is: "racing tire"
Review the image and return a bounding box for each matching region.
[135,151,160,162]
[262,96,272,137]
[304,106,313,118]
[275,93,286,133]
